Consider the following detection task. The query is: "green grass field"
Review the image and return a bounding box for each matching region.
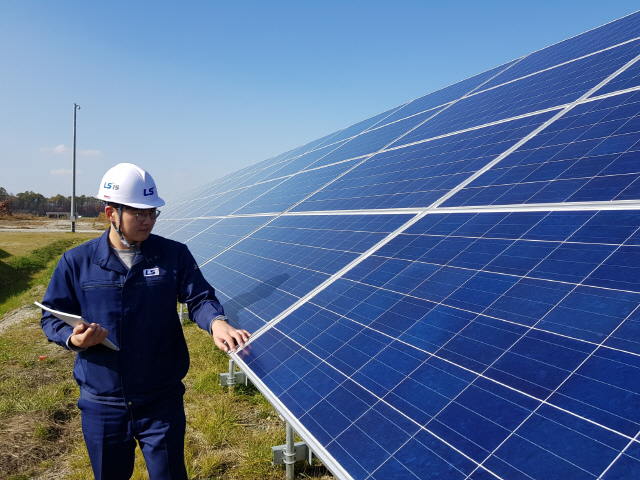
[0,230,333,480]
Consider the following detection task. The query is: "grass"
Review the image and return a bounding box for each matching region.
[0,229,334,480]
[0,232,102,317]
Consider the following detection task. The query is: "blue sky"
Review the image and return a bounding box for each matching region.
[2,0,639,201]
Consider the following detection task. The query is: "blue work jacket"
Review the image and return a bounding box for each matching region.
[40,230,225,408]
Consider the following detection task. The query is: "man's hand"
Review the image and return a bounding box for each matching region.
[69,323,109,349]
[211,320,251,353]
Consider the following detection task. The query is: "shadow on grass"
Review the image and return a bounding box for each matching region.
[0,250,32,304]
[0,239,83,305]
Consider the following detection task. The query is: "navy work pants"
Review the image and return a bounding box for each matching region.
[78,393,188,480]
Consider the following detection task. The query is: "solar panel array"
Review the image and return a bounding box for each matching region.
[156,11,640,479]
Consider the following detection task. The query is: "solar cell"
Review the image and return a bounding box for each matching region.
[377,60,519,126]
[157,10,640,479]
[479,11,640,89]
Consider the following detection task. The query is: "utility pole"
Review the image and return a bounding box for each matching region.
[71,103,80,232]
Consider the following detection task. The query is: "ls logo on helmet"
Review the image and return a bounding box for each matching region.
[144,187,155,196]
[103,182,119,190]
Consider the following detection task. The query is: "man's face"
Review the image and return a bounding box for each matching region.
[106,205,157,246]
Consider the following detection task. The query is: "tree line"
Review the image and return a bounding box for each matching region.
[0,187,103,217]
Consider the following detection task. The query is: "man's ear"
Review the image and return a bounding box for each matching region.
[104,205,118,223]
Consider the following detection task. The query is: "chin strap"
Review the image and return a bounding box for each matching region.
[110,205,141,253]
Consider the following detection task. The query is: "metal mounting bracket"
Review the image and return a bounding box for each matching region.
[272,441,313,465]
[219,359,248,387]
[272,422,314,479]
[178,303,188,323]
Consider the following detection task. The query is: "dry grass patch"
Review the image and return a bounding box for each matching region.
[0,310,81,480]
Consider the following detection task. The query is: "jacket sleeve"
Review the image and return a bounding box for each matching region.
[177,245,226,333]
[40,253,80,349]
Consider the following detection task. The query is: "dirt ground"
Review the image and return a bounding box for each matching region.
[0,217,105,233]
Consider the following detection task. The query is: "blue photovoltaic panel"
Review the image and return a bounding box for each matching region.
[157,11,640,480]
[378,60,519,126]
[292,111,556,212]
[198,214,412,333]
[182,216,275,263]
[479,11,640,89]
[444,89,640,207]
[238,210,640,478]
[315,105,407,147]
[234,161,359,215]
[303,109,449,170]
[392,40,640,149]
[259,140,352,182]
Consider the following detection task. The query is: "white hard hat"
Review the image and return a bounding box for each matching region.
[96,163,165,209]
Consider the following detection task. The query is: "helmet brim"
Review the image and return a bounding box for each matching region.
[96,195,165,209]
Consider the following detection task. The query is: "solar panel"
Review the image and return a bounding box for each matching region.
[159,11,640,479]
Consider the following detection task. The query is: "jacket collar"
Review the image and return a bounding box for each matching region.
[92,229,163,274]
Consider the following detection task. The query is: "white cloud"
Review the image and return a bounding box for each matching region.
[41,144,101,156]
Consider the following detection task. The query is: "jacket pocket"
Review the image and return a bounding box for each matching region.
[80,281,123,328]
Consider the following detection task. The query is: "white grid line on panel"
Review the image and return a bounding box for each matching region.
[232,328,494,480]
[226,177,301,217]
[245,140,355,184]
[320,102,416,146]
[191,59,525,271]
[231,353,356,480]
[516,11,640,65]
[587,82,640,102]
[222,204,640,468]
[466,37,640,101]
[433,199,640,214]
[227,267,639,459]
[167,39,640,211]
[224,244,640,476]
[380,104,565,153]
[165,197,625,221]
[162,81,640,211]
[178,218,228,245]
[465,223,640,477]
[277,199,640,217]
[307,275,640,439]
[162,81,640,213]
[598,430,640,479]
[300,102,414,156]
[325,270,640,359]
[153,218,200,240]
[242,211,428,339]
[426,51,640,211]
[234,302,635,480]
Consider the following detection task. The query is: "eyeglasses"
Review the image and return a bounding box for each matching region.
[127,209,161,222]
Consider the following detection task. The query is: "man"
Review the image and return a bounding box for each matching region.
[40,163,250,480]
